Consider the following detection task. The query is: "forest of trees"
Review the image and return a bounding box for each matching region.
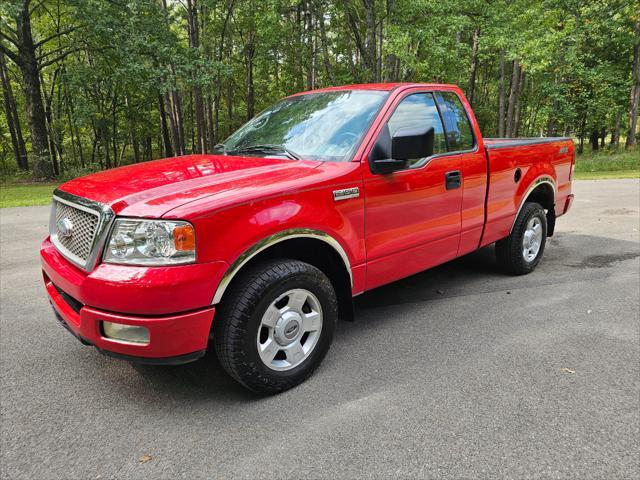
[0,0,638,180]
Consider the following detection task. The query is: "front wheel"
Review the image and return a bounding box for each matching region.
[214,259,338,394]
[496,202,547,275]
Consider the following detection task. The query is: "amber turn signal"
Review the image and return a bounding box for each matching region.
[174,224,196,251]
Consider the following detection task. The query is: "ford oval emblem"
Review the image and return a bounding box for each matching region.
[57,218,74,239]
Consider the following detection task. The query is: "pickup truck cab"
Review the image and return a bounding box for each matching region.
[41,83,574,393]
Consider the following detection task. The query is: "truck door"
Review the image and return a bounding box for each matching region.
[362,90,464,290]
[433,91,488,257]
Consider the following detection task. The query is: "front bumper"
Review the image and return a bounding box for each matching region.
[45,272,215,363]
[41,238,226,363]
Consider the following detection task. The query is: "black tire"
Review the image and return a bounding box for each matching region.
[496,202,547,275]
[213,259,338,394]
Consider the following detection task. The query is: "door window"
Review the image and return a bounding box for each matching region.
[387,93,447,166]
[435,92,475,151]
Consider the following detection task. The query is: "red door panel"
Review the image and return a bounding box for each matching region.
[363,158,463,290]
[361,88,465,291]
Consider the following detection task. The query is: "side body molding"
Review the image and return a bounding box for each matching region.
[211,228,353,305]
[510,176,556,233]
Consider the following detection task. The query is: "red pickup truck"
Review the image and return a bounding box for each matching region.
[41,83,574,393]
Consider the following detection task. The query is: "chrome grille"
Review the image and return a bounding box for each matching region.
[53,201,99,261]
[49,191,114,271]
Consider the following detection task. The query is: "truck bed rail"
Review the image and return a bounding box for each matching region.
[484,137,572,150]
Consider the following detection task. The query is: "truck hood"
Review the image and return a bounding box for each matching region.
[57,154,324,217]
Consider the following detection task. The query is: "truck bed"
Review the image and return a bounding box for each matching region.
[480,136,575,247]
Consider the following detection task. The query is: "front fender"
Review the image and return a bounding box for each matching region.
[210,227,354,304]
[164,162,366,301]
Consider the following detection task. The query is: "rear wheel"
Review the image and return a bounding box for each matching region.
[496,202,547,275]
[214,259,338,394]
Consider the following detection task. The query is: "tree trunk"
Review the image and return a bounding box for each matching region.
[164,93,180,155]
[377,7,383,83]
[0,51,28,170]
[172,88,185,154]
[206,97,215,149]
[123,95,138,164]
[546,100,558,137]
[111,93,118,166]
[246,39,255,120]
[90,128,99,165]
[363,0,377,81]
[214,89,220,143]
[15,3,52,177]
[54,73,65,171]
[578,114,586,154]
[600,128,606,148]
[467,27,480,106]
[590,130,599,151]
[345,1,376,82]
[64,73,84,167]
[64,85,78,165]
[192,90,206,153]
[505,60,520,138]
[225,46,233,136]
[214,0,235,140]
[189,91,195,150]
[42,69,60,175]
[186,0,207,153]
[611,111,621,146]
[99,121,111,169]
[118,140,128,166]
[513,69,525,136]
[295,3,304,89]
[317,0,335,84]
[305,0,316,90]
[626,18,640,147]
[158,94,173,157]
[226,82,233,135]
[144,136,152,161]
[497,50,506,137]
[161,1,186,155]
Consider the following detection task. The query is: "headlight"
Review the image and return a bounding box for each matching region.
[104,219,196,265]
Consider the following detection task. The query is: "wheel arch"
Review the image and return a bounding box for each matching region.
[511,176,556,235]
[212,229,354,320]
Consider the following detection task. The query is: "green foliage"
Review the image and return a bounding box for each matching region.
[0,0,638,179]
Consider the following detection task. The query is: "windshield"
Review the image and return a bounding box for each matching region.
[220,90,388,162]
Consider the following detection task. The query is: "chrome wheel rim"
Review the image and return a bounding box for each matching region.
[522,216,543,262]
[256,288,323,371]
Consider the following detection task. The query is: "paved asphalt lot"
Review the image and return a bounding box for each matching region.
[1,179,639,479]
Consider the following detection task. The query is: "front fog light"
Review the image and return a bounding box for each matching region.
[102,321,149,344]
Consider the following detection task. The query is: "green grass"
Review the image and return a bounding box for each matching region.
[572,146,639,180]
[0,183,59,208]
[574,147,639,175]
[574,170,640,180]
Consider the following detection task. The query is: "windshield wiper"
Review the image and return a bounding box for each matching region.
[228,144,301,160]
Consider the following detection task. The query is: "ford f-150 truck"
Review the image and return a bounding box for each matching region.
[41,83,574,393]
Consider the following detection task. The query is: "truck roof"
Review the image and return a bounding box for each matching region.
[291,83,460,95]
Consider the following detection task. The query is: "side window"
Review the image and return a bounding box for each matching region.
[387,93,447,166]
[436,92,475,151]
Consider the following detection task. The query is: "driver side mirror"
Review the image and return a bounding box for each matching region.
[369,124,435,174]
